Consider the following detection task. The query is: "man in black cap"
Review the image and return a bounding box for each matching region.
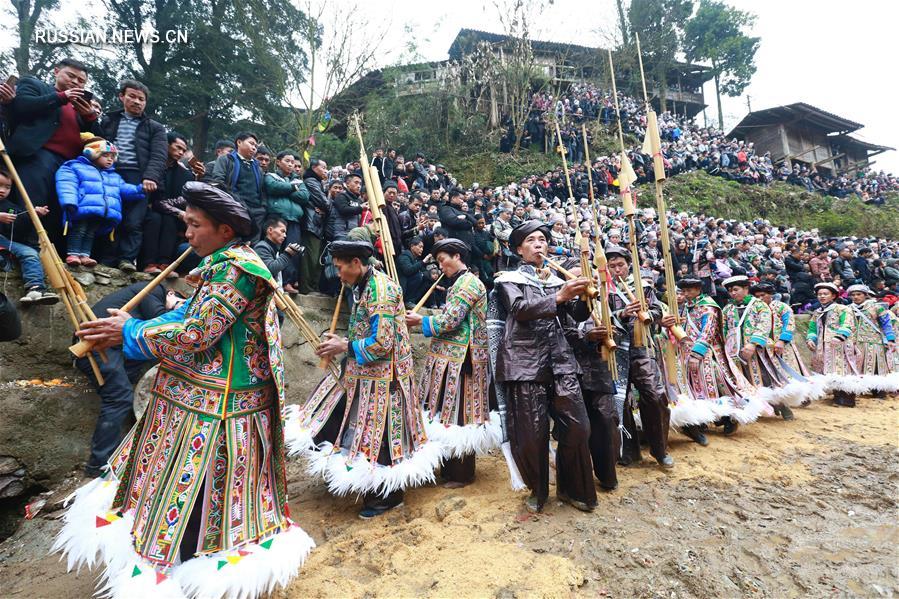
[604,245,674,468]
[406,238,495,487]
[492,221,597,513]
[290,239,439,519]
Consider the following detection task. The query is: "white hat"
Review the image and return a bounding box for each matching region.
[722,275,750,288]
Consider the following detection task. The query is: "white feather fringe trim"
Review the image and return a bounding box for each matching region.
[727,393,772,425]
[173,524,315,599]
[820,372,899,395]
[282,404,316,457]
[305,440,443,497]
[52,475,313,599]
[756,378,826,408]
[420,410,502,459]
[500,441,528,491]
[668,394,720,428]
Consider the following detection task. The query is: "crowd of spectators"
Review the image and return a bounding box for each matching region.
[1,58,898,317]
[501,82,898,205]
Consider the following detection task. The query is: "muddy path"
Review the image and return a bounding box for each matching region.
[1,397,896,598]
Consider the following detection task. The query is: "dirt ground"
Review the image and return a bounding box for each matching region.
[1,396,896,599]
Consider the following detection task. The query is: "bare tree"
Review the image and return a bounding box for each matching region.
[277,0,384,163]
[491,0,553,156]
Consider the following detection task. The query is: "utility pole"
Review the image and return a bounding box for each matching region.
[746,95,752,113]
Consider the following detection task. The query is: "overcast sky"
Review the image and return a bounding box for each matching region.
[2,0,894,172]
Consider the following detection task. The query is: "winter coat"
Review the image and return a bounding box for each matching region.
[96,109,168,184]
[301,169,329,238]
[212,151,265,210]
[55,156,145,232]
[325,190,364,241]
[438,202,476,247]
[5,76,97,158]
[264,171,308,223]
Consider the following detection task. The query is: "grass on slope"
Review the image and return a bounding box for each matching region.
[664,171,899,238]
[446,141,897,239]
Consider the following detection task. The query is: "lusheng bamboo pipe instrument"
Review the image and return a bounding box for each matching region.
[0,136,106,384]
[608,49,649,348]
[351,114,399,283]
[318,284,345,369]
[543,257,600,299]
[581,123,618,370]
[553,118,575,208]
[616,276,653,327]
[68,246,194,359]
[635,33,687,342]
[411,273,444,314]
[274,290,342,381]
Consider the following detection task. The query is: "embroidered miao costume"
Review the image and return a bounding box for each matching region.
[653,299,724,429]
[850,299,899,392]
[807,301,862,394]
[679,294,766,424]
[54,244,313,599]
[763,299,827,405]
[721,295,779,414]
[418,270,500,477]
[286,267,440,497]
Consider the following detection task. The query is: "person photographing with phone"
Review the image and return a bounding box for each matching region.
[5,58,99,251]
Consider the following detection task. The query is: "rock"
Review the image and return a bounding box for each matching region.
[0,457,20,476]
[435,496,466,521]
[71,271,95,287]
[0,476,24,499]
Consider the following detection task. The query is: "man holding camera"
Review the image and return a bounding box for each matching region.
[253,216,303,290]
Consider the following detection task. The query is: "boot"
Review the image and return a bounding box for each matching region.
[681,425,709,446]
[721,417,739,436]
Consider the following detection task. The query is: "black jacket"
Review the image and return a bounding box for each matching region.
[6,76,97,158]
[326,190,363,241]
[396,249,427,290]
[252,237,292,280]
[438,203,476,247]
[494,273,588,382]
[301,170,329,238]
[0,293,21,342]
[151,161,195,213]
[96,109,168,184]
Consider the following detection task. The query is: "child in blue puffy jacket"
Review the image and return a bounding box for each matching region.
[55,134,144,267]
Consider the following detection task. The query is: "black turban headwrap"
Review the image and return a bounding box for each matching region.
[182,181,254,238]
[509,220,551,250]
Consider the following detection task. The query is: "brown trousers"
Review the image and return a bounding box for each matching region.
[506,375,596,508]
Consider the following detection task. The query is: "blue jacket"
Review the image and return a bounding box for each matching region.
[56,156,145,232]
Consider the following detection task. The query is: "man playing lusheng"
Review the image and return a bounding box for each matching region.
[406,238,499,488]
[286,240,440,519]
[493,220,597,514]
[54,181,313,599]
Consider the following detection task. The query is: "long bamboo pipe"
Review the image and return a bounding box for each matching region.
[411,273,444,314]
[635,33,687,343]
[543,258,600,298]
[318,284,345,369]
[0,137,105,384]
[68,247,195,358]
